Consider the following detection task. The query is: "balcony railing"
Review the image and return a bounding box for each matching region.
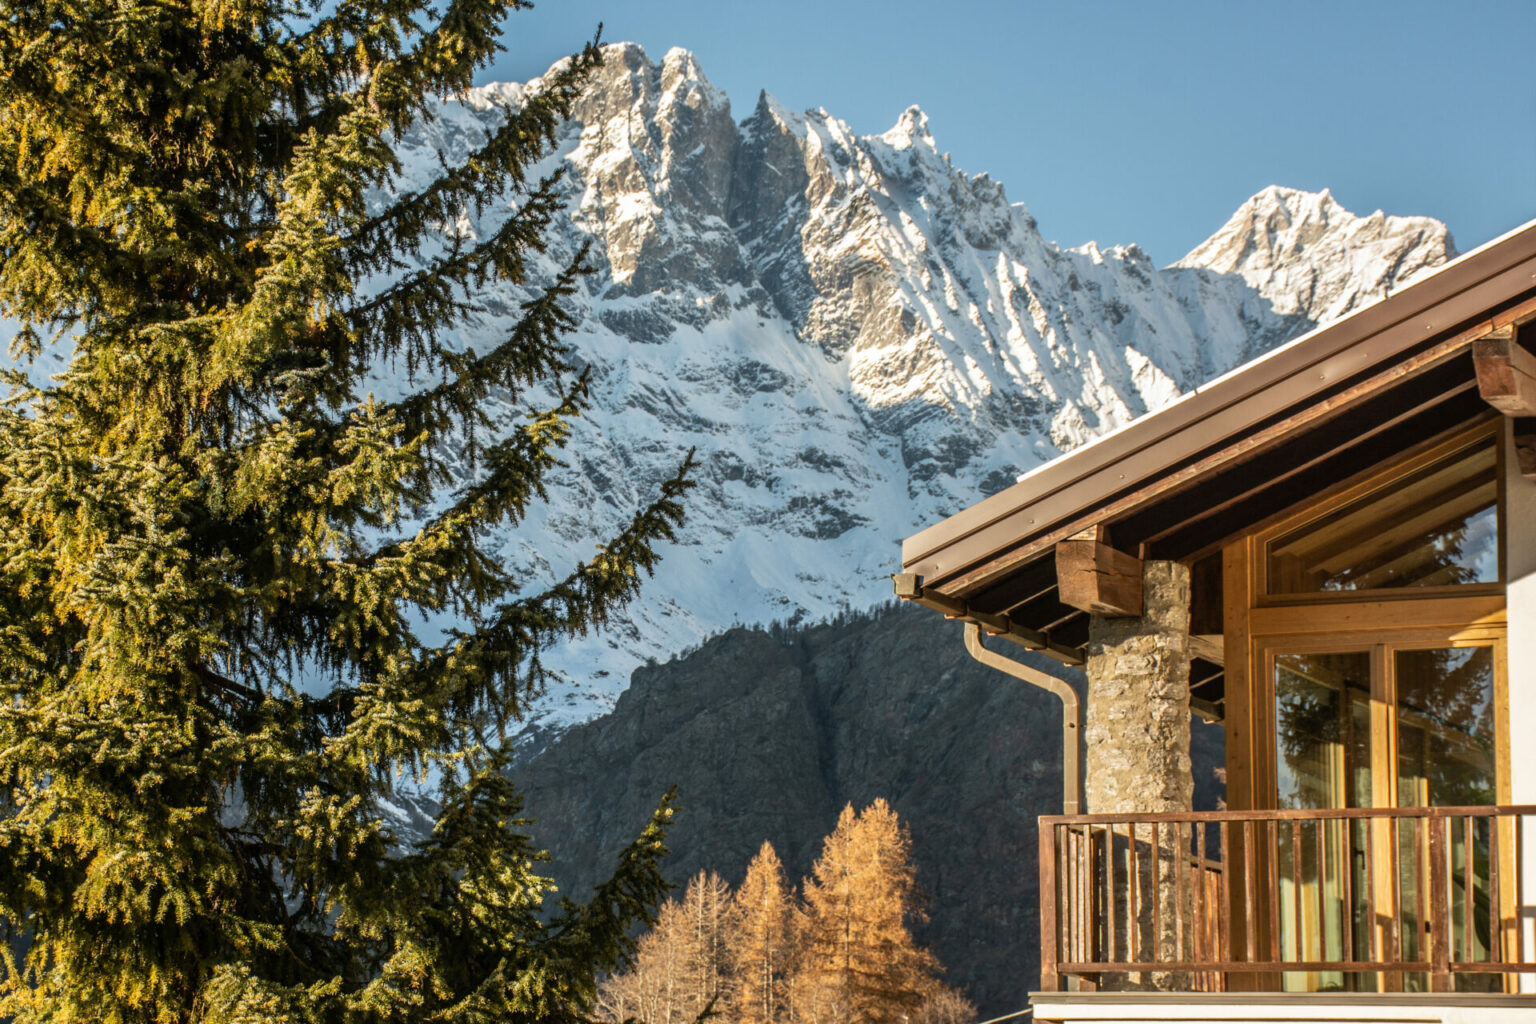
[1038,805,1536,992]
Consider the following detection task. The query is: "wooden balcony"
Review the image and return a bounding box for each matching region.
[1038,805,1536,993]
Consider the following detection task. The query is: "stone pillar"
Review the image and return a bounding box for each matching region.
[1084,559,1193,989]
[1085,559,1193,813]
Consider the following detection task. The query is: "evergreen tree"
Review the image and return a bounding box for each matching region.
[0,3,692,1022]
[728,843,793,1024]
[793,802,937,1024]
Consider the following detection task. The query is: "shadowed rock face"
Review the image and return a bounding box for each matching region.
[514,604,1224,1015]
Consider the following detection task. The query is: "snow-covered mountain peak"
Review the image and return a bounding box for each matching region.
[1175,184,1456,323]
[880,105,934,149]
[370,43,1462,730]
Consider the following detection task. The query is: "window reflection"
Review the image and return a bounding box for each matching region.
[1395,647,1496,808]
[1274,651,1373,811]
[1394,646,1497,991]
[1266,436,1498,595]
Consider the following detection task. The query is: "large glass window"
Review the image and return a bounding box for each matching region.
[1266,638,1502,992]
[1264,435,1499,595]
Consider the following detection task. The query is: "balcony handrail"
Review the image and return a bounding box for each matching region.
[1038,804,1536,994]
[1040,804,1536,826]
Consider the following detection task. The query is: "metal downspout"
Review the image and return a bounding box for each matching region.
[963,623,1082,814]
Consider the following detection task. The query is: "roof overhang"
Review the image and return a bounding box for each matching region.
[897,215,1536,666]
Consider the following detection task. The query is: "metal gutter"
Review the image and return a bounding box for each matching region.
[901,217,1536,591]
[963,623,1081,814]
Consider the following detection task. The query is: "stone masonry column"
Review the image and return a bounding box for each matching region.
[1084,559,1193,988]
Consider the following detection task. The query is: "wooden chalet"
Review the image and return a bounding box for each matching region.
[895,219,1536,1022]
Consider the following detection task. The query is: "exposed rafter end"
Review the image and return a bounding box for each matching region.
[1189,634,1225,666]
[892,573,1084,666]
[1474,326,1536,417]
[1054,526,1142,618]
[1515,418,1536,481]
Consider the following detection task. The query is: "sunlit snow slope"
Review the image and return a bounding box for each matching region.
[12,44,1457,733]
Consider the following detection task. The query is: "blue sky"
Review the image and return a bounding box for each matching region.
[482,0,1536,267]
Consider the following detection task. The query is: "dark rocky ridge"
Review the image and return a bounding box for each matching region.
[514,603,1223,1015]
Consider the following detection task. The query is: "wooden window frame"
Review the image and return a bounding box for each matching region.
[1250,421,1507,607]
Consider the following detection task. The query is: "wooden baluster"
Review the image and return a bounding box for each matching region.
[1087,825,1096,967]
[1390,816,1403,969]
[1129,822,1140,965]
[1341,817,1354,967]
[1413,822,1425,976]
[1219,820,1233,974]
[1365,815,1377,966]
[1071,824,1082,966]
[1463,815,1475,965]
[1291,819,1303,962]
[1489,814,1502,965]
[1175,821,1186,965]
[1244,820,1257,964]
[1429,815,1450,991]
[1039,822,1060,991]
[1315,817,1326,965]
[1193,821,1205,968]
[1105,822,1117,967]
[1267,818,1281,963]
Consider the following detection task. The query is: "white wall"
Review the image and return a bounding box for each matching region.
[1503,419,1536,992]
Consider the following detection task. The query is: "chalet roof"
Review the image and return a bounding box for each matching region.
[897,215,1536,666]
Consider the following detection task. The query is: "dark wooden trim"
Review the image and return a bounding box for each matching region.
[891,573,1086,665]
[1151,388,1491,563]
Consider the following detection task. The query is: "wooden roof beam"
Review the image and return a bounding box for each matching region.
[1055,526,1142,618]
[1473,326,1536,416]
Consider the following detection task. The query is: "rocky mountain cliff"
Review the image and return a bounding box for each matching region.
[513,603,1225,1015]
[8,44,1456,731]
[383,43,1453,731]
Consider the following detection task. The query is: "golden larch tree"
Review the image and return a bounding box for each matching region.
[599,871,732,1024]
[793,800,938,1024]
[729,842,795,1024]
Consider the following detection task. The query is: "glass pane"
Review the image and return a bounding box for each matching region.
[1265,436,1498,595]
[1274,651,1372,992]
[1394,646,1496,807]
[1275,651,1373,810]
[1394,646,1497,991]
